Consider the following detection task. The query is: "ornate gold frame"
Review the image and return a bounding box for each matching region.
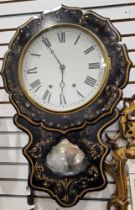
[106,95,135,210]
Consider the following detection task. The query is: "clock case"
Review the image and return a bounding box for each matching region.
[2,5,131,207]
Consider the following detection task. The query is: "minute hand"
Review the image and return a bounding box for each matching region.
[51,49,61,65]
[43,39,65,70]
[50,49,65,70]
[47,43,65,70]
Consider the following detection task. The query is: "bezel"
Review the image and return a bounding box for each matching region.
[2,5,131,132]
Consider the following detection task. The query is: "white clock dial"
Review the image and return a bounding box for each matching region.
[19,24,110,112]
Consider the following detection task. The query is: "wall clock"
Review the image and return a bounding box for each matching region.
[2,5,131,207]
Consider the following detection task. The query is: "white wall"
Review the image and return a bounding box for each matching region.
[0,0,135,210]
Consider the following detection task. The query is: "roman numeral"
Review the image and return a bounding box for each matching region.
[84,46,95,55]
[89,63,100,69]
[42,90,51,103]
[27,67,37,74]
[30,53,41,57]
[30,79,41,92]
[74,35,80,45]
[60,94,66,105]
[42,36,51,47]
[84,76,97,87]
[76,90,84,98]
[58,32,65,43]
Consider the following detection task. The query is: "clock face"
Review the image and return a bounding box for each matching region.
[19,24,110,113]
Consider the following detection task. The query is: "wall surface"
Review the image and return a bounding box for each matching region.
[0,0,135,210]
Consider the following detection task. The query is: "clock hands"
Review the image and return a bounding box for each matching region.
[50,49,66,71]
[50,50,66,105]
[50,49,67,105]
[42,36,66,105]
[49,50,66,105]
[42,36,65,70]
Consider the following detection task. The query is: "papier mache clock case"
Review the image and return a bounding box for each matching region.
[2,5,131,207]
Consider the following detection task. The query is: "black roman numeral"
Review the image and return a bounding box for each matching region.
[84,76,97,87]
[30,79,41,92]
[84,46,95,55]
[76,90,84,98]
[89,63,100,69]
[42,36,51,47]
[42,90,51,103]
[74,35,80,45]
[30,53,41,57]
[58,32,65,43]
[27,67,37,74]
